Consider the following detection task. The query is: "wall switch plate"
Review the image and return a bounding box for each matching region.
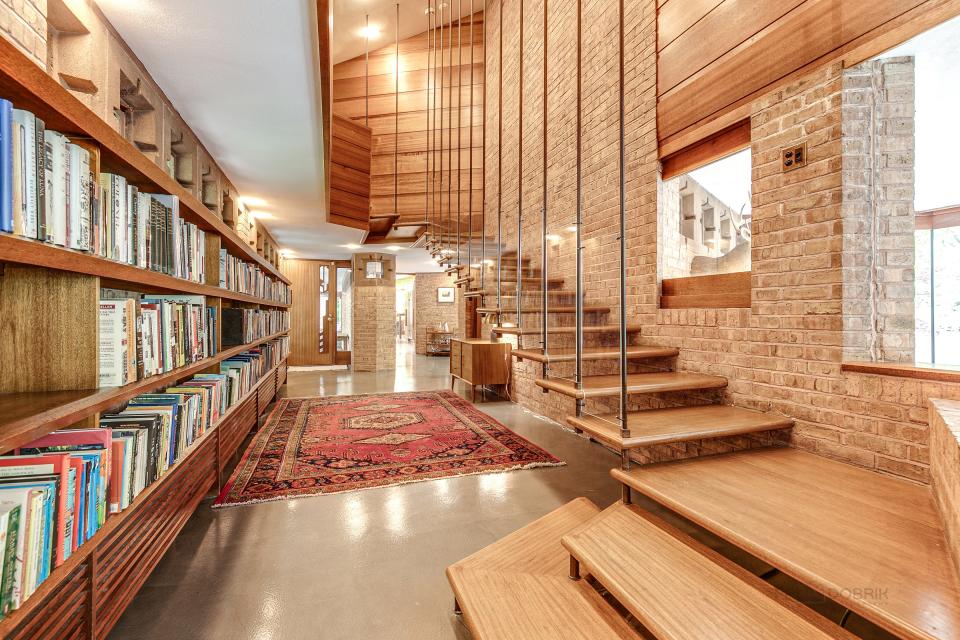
[782,142,808,172]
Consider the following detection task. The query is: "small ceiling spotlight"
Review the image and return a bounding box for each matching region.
[385,245,403,251]
[343,243,362,250]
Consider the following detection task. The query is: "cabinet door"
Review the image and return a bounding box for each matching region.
[450,340,462,377]
[462,343,475,383]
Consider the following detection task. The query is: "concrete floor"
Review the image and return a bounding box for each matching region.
[107,342,624,640]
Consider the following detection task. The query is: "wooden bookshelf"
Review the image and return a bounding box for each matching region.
[0,330,289,454]
[0,357,288,639]
[0,235,290,308]
[0,36,289,285]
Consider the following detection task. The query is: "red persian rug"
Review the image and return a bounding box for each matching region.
[213,390,564,507]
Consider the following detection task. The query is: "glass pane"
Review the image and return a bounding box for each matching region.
[915,229,933,363]
[319,264,330,353]
[659,148,752,279]
[933,226,960,365]
[337,266,352,352]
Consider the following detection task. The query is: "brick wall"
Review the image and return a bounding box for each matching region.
[0,0,46,68]
[480,0,960,484]
[415,272,459,354]
[352,254,396,372]
[841,57,916,362]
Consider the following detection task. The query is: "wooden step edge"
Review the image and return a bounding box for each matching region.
[535,373,728,399]
[512,347,680,363]
[492,324,644,336]
[561,503,858,640]
[454,277,474,286]
[566,406,794,449]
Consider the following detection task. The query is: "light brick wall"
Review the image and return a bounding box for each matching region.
[482,0,960,484]
[352,254,397,372]
[842,57,916,362]
[0,0,46,68]
[415,272,459,355]
[930,399,960,577]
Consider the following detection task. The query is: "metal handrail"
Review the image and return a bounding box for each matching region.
[467,0,474,284]
[540,0,548,385]
[455,0,463,267]
[617,0,630,460]
[438,4,445,256]
[516,0,524,337]
[574,0,583,416]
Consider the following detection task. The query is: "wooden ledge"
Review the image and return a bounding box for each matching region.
[841,361,960,384]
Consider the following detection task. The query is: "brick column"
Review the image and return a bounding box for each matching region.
[351,253,397,372]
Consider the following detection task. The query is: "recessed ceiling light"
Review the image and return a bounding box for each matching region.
[343,243,362,250]
[249,211,273,219]
[385,245,403,251]
[239,196,266,207]
[359,25,381,39]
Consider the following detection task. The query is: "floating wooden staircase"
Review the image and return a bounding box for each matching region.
[535,371,727,399]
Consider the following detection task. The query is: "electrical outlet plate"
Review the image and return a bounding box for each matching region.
[782,142,808,172]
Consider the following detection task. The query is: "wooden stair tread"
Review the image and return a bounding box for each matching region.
[613,448,960,640]
[567,405,792,448]
[562,502,856,640]
[486,305,611,315]
[447,498,641,640]
[536,372,728,399]
[493,324,643,336]
[513,346,678,363]
[454,276,474,285]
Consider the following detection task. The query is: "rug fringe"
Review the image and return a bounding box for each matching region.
[211,460,566,510]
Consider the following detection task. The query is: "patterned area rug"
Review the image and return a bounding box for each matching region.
[213,390,564,507]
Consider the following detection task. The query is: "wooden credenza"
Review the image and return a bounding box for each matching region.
[450,339,512,401]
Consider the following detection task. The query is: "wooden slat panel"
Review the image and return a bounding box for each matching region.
[334,85,483,120]
[331,188,369,219]
[657,0,725,50]
[331,163,371,196]
[333,63,483,99]
[331,136,370,173]
[371,191,483,216]
[657,0,934,143]
[661,119,751,180]
[661,272,752,309]
[372,127,482,154]
[371,170,482,195]
[334,38,485,79]
[331,114,371,150]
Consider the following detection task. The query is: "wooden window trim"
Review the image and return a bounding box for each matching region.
[660,272,751,309]
[916,204,960,231]
[660,119,751,181]
[841,361,960,384]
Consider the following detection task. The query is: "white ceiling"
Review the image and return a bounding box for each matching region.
[96,0,443,272]
[332,0,478,65]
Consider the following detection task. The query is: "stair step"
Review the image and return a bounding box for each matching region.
[480,305,611,315]
[493,324,642,336]
[613,448,960,640]
[463,290,484,298]
[513,346,679,363]
[498,278,566,287]
[447,497,642,639]
[562,502,855,640]
[454,276,474,285]
[536,372,728,399]
[567,404,792,449]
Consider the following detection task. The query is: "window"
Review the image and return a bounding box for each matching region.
[659,148,752,280]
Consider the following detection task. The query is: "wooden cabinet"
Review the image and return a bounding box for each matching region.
[450,339,512,401]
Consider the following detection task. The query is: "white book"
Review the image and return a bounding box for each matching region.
[43,130,68,246]
[98,300,126,387]
[66,144,90,250]
[137,192,149,269]
[11,109,37,238]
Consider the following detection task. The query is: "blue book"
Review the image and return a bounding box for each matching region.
[0,99,12,233]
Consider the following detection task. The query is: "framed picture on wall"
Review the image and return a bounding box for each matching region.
[437,287,455,303]
[365,260,384,279]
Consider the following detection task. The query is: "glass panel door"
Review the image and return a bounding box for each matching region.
[336,265,353,364]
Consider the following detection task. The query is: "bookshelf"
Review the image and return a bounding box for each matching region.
[0,25,292,640]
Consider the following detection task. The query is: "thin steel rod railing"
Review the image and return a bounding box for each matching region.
[438,3,446,258]
[446,2,454,260]
[455,0,463,267]
[617,0,629,449]
[467,0,474,279]
[394,4,400,222]
[516,0,524,333]
[495,0,503,321]
[574,0,583,415]
[479,2,486,292]
[426,2,434,247]
[540,0,548,382]
[365,15,370,127]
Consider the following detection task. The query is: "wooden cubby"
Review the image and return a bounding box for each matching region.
[0,26,291,638]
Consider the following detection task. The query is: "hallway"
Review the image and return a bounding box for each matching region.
[108,349,623,640]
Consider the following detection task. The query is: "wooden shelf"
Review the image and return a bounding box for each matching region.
[0,36,289,285]
[0,330,289,454]
[0,356,287,638]
[0,234,290,308]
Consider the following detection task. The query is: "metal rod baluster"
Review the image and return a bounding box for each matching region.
[516,0,524,334]
[456,0,463,268]
[467,0,474,281]
[617,0,629,450]
[426,2,434,247]
[447,2,454,259]
[495,0,503,326]
[395,4,399,225]
[540,0,548,384]
[365,15,370,127]
[438,4,445,258]
[574,0,583,416]
[479,1,486,293]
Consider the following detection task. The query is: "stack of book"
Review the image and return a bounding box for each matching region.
[221,308,290,347]
[219,249,291,303]
[0,99,205,284]
[99,294,218,387]
[0,337,289,618]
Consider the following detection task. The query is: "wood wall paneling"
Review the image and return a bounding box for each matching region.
[283,259,327,366]
[330,114,372,229]
[656,0,960,150]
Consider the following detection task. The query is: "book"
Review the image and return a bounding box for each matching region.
[0,455,74,567]
[11,109,38,238]
[43,130,68,246]
[0,502,20,616]
[0,99,13,233]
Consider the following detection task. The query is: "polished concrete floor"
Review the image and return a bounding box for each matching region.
[108,342,624,640]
